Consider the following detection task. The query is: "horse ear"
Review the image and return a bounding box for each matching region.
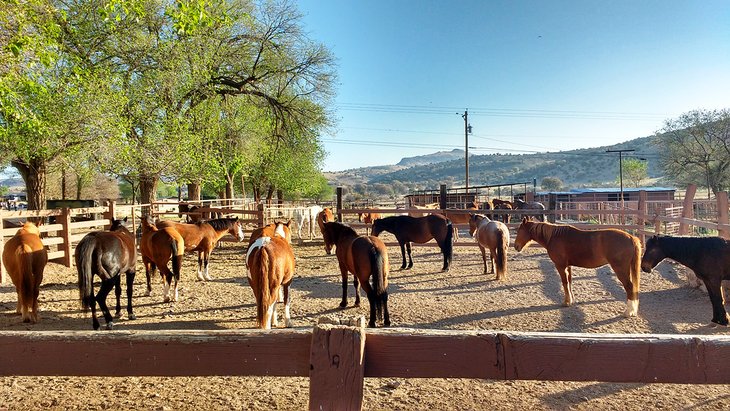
[522,217,528,223]
[123,216,128,223]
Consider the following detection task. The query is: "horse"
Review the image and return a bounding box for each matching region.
[178,203,222,223]
[140,216,185,302]
[641,235,730,326]
[292,205,324,242]
[75,218,137,330]
[372,214,453,272]
[491,199,513,224]
[513,199,546,221]
[317,207,335,235]
[245,221,295,329]
[322,221,390,327]
[513,218,642,317]
[468,213,510,280]
[2,222,48,323]
[407,202,439,217]
[156,217,245,282]
[358,212,381,224]
[441,201,479,241]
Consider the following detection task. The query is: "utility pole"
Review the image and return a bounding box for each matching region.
[606,149,635,206]
[461,109,472,193]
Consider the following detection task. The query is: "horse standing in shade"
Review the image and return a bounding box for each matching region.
[641,235,730,326]
[372,214,453,271]
[140,216,185,302]
[2,222,47,323]
[76,218,137,330]
[514,218,642,317]
[322,221,390,327]
[513,199,546,221]
[468,213,510,280]
[246,221,295,329]
[156,217,245,282]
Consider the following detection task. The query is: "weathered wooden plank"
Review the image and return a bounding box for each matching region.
[0,330,312,377]
[68,219,109,230]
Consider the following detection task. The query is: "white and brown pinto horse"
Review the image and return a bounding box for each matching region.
[292,205,324,242]
[246,221,295,329]
[2,222,48,323]
[157,217,245,282]
[514,218,642,317]
[468,213,510,280]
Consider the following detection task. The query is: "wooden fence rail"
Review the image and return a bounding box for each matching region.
[1,319,730,410]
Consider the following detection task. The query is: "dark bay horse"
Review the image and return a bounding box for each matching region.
[372,214,453,271]
[468,213,510,280]
[75,218,137,330]
[514,218,642,317]
[140,216,185,302]
[641,235,730,326]
[514,199,546,221]
[322,221,390,327]
[491,199,513,224]
[246,221,295,329]
[2,222,48,323]
[157,217,245,282]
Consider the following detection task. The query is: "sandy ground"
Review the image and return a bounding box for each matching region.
[1,227,730,410]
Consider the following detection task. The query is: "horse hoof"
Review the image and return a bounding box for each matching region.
[384,321,391,327]
[339,302,347,309]
[106,321,114,330]
[367,322,377,328]
[128,314,137,321]
[114,312,122,319]
[354,302,361,307]
[145,291,152,297]
[164,297,171,303]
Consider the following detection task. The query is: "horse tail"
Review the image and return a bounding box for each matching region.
[171,238,183,284]
[15,246,35,314]
[495,228,507,279]
[369,246,387,321]
[443,219,454,264]
[629,235,642,300]
[75,237,96,312]
[254,248,275,328]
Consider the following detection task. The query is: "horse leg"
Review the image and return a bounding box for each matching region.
[610,262,639,317]
[353,275,361,307]
[489,246,497,276]
[162,267,173,303]
[125,270,137,320]
[556,265,574,306]
[113,274,122,318]
[283,283,293,327]
[382,291,391,327]
[398,242,407,270]
[366,291,377,328]
[203,251,213,281]
[142,255,154,296]
[196,252,205,281]
[479,245,488,275]
[271,295,279,328]
[339,265,349,308]
[96,279,116,330]
[702,276,730,326]
[406,242,413,269]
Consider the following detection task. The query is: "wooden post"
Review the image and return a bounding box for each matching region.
[60,207,73,268]
[718,191,729,239]
[105,200,117,229]
[309,317,366,411]
[548,193,557,223]
[0,212,4,284]
[257,203,265,227]
[525,191,534,202]
[439,184,447,210]
[638,190,647,243]
[336,187,343,222]
[678,184,696,235]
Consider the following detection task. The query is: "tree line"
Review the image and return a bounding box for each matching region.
[0,0,336,210]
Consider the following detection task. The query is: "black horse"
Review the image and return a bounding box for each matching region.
[372,214,453,272]
[76,218,137,330]
[641,235,730,326]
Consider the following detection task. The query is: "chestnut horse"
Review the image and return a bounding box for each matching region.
[372,214,453,271]
[442,201,479,241]
[156,217,245,282]
[641,235,730,326]
[322,221,390,327]
[246,221,295,329]
[2,222,47,323]
[75,218,137,330]
[514,218,642,317]
[317,207,335,235]
[407,202,439,217]
[468,213,510,280]
[140,216,185,302]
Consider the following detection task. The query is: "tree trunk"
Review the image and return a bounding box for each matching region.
[225,174,235,206]
[75,173,83,200]
[61,168,68,200]
[265,185,275,206]
[12,159,47,211]
[187,182,201,201]
[139,173,159,216]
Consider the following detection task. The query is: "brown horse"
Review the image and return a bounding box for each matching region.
[140,216,185,302]
[156,217,245,282]
[491,199,513,224]
[372,214,453,271]
[322,221,390,327]
[514,218,642,317]
[442,201,479,241]
[246,221,295,329]
[2,222,47,323]
[468,213,510,280]
[358,212,382,224]
[641,235,730,326]
[317,207,335,235]
[75,218,137,330]
[407,202,439,217]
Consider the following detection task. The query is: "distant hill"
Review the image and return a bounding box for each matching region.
[328,136,664,191]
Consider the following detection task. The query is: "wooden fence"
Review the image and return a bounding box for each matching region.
[1,317,729,410]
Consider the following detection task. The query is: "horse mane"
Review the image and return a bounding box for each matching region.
[656,235,730,259]
[528,221,570,245]
[202,217,237,231]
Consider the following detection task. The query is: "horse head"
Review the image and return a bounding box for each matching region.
[640,235,665,273]
[229,217,245,242]
[274,220,292,243]
[19,221,41,236]
[110,217,130,233]
[513,217,534,252]
[468,213,489,237]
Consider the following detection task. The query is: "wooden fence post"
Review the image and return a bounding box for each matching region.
[60,207,72,268]
[678,184,696,235]
[336,187,343,222]
[0,212,4,284]
[439,184,447,210]
[548,193,557,223]
[718,191,729,239]
[105,200,116,228]
[309,317,366,411]
[257,203,265,227]
[638,190,647,243]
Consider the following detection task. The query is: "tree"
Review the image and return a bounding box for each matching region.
[621,158,648,188]
[654,109,730,195]
[541,177,563,191]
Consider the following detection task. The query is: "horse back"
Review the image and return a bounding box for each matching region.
[157,220,206,251]
[551,226,638,268]
[347,236,389,284]
[2,232,48,278]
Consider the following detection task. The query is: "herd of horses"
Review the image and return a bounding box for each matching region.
[3,199,730,330]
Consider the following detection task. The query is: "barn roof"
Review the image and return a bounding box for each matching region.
[535,187,676,195]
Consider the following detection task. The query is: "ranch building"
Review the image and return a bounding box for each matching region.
[515,187,676,203]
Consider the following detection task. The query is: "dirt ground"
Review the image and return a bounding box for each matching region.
[1,227,730,410]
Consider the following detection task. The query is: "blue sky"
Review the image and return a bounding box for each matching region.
[297,0,730,172]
